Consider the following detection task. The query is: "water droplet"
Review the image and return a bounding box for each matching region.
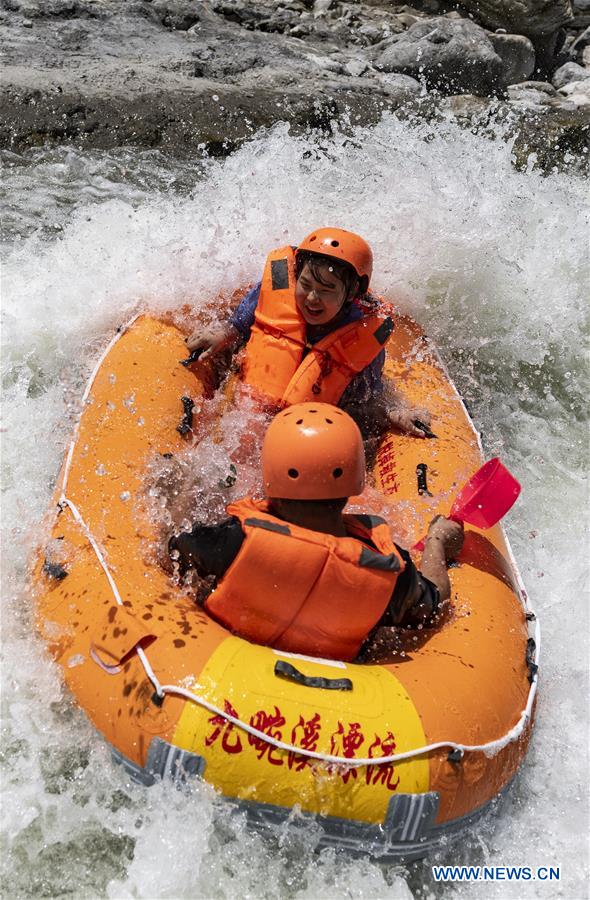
[67,654,85,668]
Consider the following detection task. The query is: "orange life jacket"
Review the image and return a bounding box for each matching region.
[240,246,394,407]
[204,498,405,661]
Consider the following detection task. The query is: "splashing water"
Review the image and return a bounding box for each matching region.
[1,117,589,899]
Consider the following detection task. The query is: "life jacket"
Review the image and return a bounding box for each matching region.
[204,498,405,662]
[240,245,394,407]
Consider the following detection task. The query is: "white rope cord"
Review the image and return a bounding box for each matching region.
[57,316,540,769]
[60,315,140,498]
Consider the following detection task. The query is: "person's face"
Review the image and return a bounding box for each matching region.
[295,262,347,326]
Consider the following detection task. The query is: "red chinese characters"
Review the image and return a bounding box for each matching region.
[329,721,365,783]
[203,699,400,793]
[205,700,243,754]
[378,440,399,494]
[248,705,286,765]
[288,713,322,772]
[365,731,401,791]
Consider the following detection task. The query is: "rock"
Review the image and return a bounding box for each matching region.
[456,0,574,37]
[151,0,200,31]
[552,60,590,86]
[505,78,590,112]
[510,79,558,93]
[571,24,590,62]
[458,0,574,72]
[508,97,590,169]
[0,0,587,172]
[313,0,333,15]
[344,58,368,76]
[358,24,383,44]
[487,32,535,85]
[395,13,419,27]
[374,71,422,98]
[374,17,504,95]
[558,78,590,102]
[507,80,560,106]
[584,45,590,64]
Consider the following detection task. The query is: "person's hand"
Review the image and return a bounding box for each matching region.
[388,404,433,438]
[186,324,234,359]
[426,515,464,560]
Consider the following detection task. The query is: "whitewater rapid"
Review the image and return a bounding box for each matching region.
[1,117,589,899]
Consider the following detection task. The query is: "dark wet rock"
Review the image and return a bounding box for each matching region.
[487,32,536,85]
[151,0,201,31]
[552,60,590,86]
[2,0,107,18]
[570,24,590,62]
[374,17,504,95]
[373,72,423,98]
[457,0,574,73]
[0,0,588,170]
[456,0,574,37]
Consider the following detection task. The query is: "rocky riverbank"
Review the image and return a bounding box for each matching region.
[1,0,589,169]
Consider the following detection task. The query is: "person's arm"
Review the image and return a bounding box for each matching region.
[418,516,464,604]
[384,516,464,627]
[386,387,433,439]
[185,282,261,355]
[227,282,261,341]
[341,357,433,440]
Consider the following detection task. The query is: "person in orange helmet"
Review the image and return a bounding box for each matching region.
[185,228,431,438]
[166,404,463,662]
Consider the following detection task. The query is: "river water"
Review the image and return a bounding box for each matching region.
[1,117,589,899]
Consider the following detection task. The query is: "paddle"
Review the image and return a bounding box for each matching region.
[413,457,521,551]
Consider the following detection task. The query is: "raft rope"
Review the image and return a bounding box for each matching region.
[58,314,540,769]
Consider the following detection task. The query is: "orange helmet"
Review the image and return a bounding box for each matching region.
[297,227,373,285]
[262,403,365,500]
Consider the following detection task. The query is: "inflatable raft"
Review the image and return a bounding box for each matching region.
[33,314,539,861]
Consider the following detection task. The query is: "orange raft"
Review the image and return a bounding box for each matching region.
[32,314,539,861]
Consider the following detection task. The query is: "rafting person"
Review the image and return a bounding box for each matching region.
[166,403,463,662]
[185,228,432,438]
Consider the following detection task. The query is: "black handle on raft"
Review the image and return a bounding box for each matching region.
[526,637,539,684]
[416,463,433,497]
[274,660,353,692]
[43,559,68,581]
[177,396,194,436]
[414,419,438,439]
[180,348,205,367]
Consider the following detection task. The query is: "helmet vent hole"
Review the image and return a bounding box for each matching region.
[330,240,340,247]
[332,467,343,479]
[288,468,299,479]
[309,235,316,242]
[296,418,303,425]
[325,418,333,424]
[309,409,317,413]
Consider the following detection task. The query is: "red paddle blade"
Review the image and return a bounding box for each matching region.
[450,457,521,529]
[412,458,521,552]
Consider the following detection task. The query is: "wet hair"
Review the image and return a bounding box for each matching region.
[295,251,365,303]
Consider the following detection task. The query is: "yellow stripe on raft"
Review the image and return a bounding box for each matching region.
[173,636,429,823]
